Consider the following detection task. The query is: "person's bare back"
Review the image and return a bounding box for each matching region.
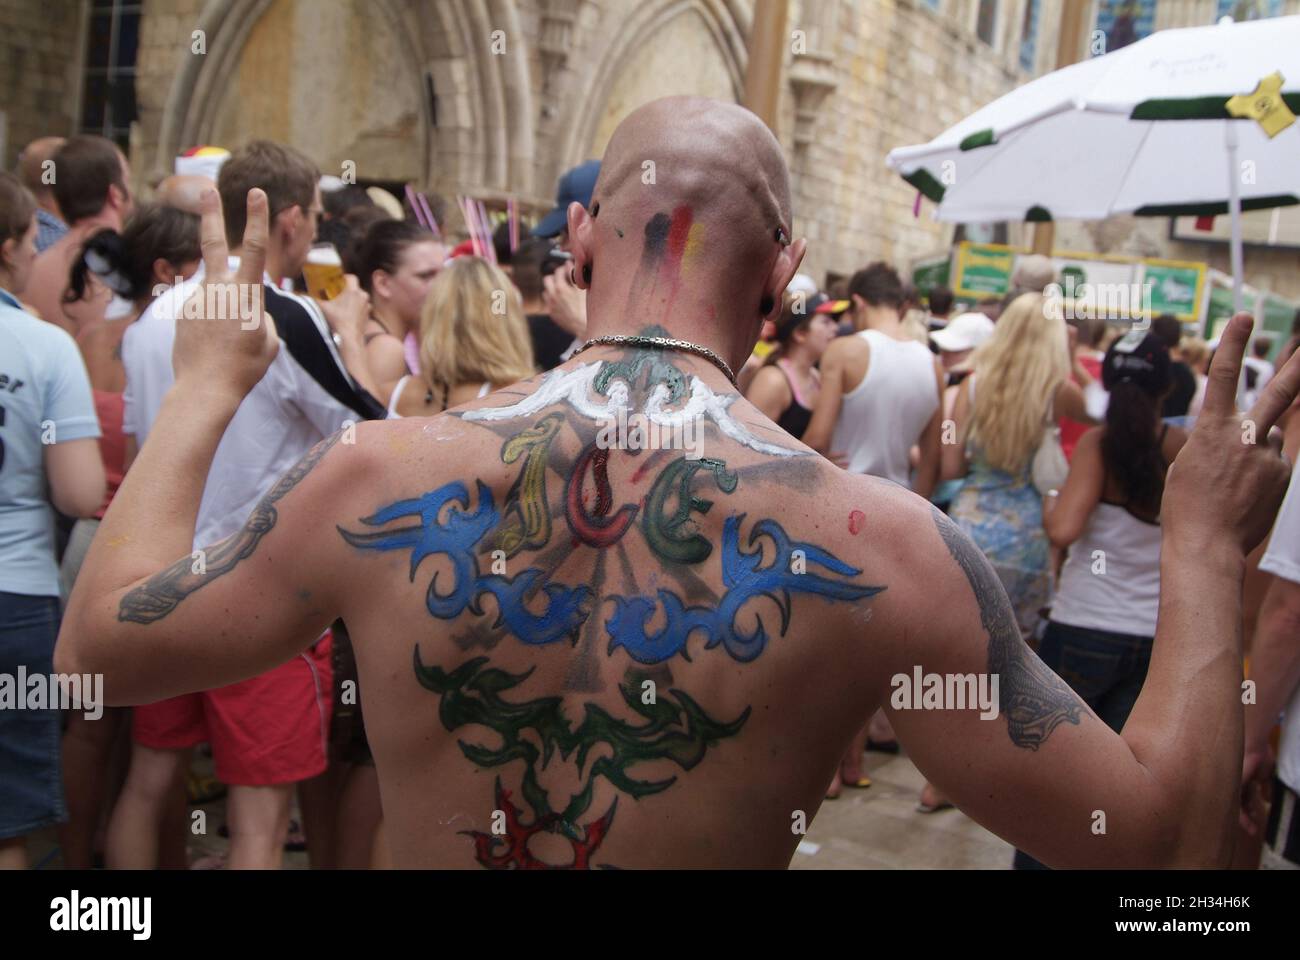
[58,96,1300,869]
[325,350,909,868]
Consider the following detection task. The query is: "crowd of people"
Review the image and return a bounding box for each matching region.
[2,102,1300,870]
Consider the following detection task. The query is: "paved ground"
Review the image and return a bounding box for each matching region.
[791,748,1014,870]
[28,747,1012,869]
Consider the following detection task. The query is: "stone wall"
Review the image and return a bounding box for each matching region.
[0,0,88,168]
[9,0,1300,302]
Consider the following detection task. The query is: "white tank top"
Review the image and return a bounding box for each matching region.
[1050,502,1162,637]
[830,329,938,486]
[387,376,489,419]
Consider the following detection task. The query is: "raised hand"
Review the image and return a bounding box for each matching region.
[172,187,280,402]
[1163,312,1298,555]
[542,263,588,339]
[318,274,371,342]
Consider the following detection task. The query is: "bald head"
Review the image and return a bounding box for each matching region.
[18,137,65,208]
[592,97,792,251]
[155,174,216,215]
[569,97,805,364]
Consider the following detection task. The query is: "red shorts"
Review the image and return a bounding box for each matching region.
[133,631,334,786]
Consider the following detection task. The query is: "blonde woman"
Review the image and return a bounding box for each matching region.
[942,293,1091,634]
[916,293,1090,813]
[389,256,537,418]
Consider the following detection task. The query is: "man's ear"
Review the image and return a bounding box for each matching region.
[850,292,867,315]
[0,237,14,271]
[153,257,177,287]
[568,200,595,290]
[272,206,299,247]
[761,236,807,318]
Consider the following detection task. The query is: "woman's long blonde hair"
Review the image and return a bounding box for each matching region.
[967,292,1069,474]
[418,256,536,393]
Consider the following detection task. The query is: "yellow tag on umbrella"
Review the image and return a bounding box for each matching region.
[1226,71,1295,138]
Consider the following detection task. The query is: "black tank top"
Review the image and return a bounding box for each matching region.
[775,363,813,439]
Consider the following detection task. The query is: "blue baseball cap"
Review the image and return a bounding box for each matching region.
[532,160,600,238]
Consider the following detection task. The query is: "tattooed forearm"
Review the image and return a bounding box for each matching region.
[117,431,344,624]
[930,506,1083,749]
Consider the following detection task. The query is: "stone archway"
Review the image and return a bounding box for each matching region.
[553,0,750,177]
[152,0,536,196]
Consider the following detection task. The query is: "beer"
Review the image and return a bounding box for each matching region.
[303,243,346,301]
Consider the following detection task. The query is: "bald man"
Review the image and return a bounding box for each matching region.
[58,97,1300,868]
[154,173,216,215]
[17,136,68,252]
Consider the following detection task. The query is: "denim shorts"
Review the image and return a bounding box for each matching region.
[1013,618,1153,871]
[0,591,66,840]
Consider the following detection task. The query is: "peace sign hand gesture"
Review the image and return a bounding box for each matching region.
[172,187,280,402]
[1164,312,1297,556]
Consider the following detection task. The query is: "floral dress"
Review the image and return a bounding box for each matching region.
[948,443,1050,641]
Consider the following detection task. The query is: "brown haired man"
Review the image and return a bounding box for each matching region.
[109,140,383,869]
[16,136,68,253]
[26,135,133,334]
[61,98,1300,868]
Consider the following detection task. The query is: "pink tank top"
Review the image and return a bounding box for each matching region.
[93,389,126,519]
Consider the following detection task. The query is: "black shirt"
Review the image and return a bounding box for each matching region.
[1162,361,1196,418]
[528,313,578,372]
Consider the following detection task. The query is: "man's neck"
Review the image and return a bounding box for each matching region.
[69,210,122,237]
[583,273,759,378]
[522,295,545,315]
[37,196,62,220]
[855,304,902,335]
[230,245,286,284]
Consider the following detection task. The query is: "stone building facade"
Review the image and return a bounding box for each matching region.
[3,0,1298,299]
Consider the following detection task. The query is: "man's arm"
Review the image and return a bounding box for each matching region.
[885,313,1300,867]
[55,187,349,704]
[939,376,971,482]
[802,339,849,455]
[911,358,946,500]
[1244,575,1300,781]
[318,276,384,403]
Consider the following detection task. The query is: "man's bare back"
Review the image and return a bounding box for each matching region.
[58,97,1300,869]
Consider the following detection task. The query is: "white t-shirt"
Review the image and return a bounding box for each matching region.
[1261,468,1300,793]
[122,267,383,548]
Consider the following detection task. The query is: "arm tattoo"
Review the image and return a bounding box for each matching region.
[930,506,1083,750]
[117,431,343,624]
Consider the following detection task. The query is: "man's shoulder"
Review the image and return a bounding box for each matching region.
[264,284,326,332]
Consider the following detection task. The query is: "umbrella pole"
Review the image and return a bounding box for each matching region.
[1226,121,1244,313]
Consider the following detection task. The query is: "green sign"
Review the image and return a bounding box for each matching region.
[912,256,950,296]
[1204,284,1256,338]
[952,243,1013,298]
[1145,264,1201,318]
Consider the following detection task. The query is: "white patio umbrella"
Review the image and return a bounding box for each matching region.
[885,15,1300,311]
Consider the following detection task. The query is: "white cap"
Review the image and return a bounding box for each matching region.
[931,312,995,352]
[786,273,818,299]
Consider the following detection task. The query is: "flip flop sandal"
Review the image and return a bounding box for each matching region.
[915,799,955,814]
[842,775,872,788]
[284,818,308,852]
